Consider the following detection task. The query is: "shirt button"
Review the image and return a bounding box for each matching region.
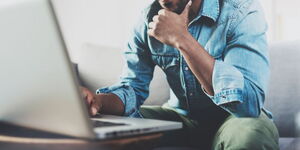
[185,67,189,71]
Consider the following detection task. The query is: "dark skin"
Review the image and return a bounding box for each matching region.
[82,0,215,116]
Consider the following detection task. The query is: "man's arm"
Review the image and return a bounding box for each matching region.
[82,9,155,117]
[176,35,215,95]
[81,86,124,116]
[97,94,125,115]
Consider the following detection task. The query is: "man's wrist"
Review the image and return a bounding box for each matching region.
[174,31,194,52]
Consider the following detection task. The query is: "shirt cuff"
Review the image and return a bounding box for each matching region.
[206,60,245,105]
[96,84,138,116]
[201,85,243,105]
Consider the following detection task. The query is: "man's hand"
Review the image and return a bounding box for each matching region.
[148,0,192,49]
[80,86,125,116]
[80,86,102,116]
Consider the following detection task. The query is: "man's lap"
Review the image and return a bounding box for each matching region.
[140,105,229,148]
[140,105,279,149]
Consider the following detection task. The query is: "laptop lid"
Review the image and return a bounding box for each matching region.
[0,0,96,138]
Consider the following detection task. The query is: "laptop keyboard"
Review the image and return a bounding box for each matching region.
[92,120,127,127]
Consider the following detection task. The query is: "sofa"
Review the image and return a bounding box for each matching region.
[264,41,300,150]
[76,41,300,150]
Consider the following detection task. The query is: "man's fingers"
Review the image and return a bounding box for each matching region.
[86,94,94,106]
[180,0,192,18]
[81,88,88,99]
[81,88,93,106]
[158,9,167,16]
[90,107,98,116]
[147,29,155,37]
[152,15,159,22]
[90,102,100,116]
[81,87,99,116]
[148,22,155,29]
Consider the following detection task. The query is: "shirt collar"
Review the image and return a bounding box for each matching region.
[194,0,220,23]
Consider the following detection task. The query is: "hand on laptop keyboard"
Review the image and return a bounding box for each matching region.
[80,86,125,116]
[80,86,102,116]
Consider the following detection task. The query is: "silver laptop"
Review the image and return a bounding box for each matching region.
[0,0,182,139]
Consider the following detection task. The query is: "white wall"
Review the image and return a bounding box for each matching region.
[52,0,300,62]
[271,0,300,41]
[52,0,152,62]
[260,0,274,41]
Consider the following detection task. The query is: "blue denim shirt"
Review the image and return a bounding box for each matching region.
[97,0,271,118]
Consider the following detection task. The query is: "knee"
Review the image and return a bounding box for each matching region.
[223,129,274,150]
[213,118,279,150]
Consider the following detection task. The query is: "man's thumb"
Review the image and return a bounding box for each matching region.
[181,0,192,17]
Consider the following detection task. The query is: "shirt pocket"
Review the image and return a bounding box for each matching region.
[149,43,180,71]
[151,54,179,72]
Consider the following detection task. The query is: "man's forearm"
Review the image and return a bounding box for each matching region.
[97,93,125,116]
[176,33,215,96]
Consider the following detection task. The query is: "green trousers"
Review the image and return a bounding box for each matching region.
[140,105,279,150]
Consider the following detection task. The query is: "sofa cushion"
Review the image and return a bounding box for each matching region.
[77,43,170,105]
[279,138,298,150]
[264,41,300,137]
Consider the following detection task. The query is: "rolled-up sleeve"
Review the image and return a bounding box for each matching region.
[204,4,270,117]
[96,11,155,117]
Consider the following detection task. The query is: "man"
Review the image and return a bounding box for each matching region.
[81,0,279,149]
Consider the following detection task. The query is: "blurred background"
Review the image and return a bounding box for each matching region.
[52,0,300,62]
